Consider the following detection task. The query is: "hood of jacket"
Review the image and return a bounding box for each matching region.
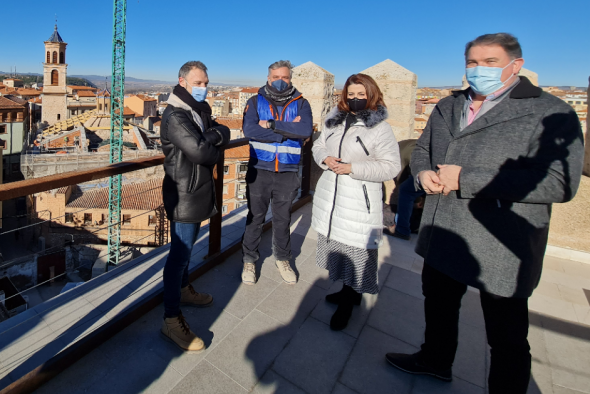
[325,105,388,129]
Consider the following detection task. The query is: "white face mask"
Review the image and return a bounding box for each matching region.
[185,83,207,102]
[465,60,516,96]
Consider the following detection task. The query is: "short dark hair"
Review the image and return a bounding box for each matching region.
[464,33,522,59]
[178,61,207,79]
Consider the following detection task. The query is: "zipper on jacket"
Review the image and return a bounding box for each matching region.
[362,184,371,213]
[326,132,335,141]
[356,136,369,156]
[326,114,350,240]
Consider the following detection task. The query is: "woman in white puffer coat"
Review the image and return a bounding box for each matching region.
[312,73,401,330]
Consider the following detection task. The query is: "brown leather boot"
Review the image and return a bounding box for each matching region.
[180,284,213,307]
[160,313,205,352]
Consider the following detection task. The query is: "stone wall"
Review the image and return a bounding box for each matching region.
[292,62,334,131]
[41,94,68,126]
[548,176,590,253]
[360,59,417,142]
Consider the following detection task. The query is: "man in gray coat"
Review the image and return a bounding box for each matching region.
[385,33,584,394]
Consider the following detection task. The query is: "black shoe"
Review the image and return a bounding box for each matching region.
[330,301,353,331]
[325,287,362,306]
[392,231,411,241]
[385,352,452,382]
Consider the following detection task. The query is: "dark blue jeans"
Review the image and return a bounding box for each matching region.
[395,176,426,236]
[163,221,201,318]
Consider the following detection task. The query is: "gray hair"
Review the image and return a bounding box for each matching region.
[268,60,293,77]
[464,33,522,59]
[178,61,208,79]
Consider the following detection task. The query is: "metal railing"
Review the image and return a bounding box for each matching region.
[0,136,314,307]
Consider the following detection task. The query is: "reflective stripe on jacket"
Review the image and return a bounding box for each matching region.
[249,94,303,171]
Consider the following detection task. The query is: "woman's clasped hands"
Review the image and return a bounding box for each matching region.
[324,156,352,175]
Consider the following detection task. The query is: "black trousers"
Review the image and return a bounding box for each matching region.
[420,263,531,394]
[242,168,299,264]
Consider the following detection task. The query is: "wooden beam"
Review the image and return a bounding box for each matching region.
[0,155,165,201]
[0,139,251,202]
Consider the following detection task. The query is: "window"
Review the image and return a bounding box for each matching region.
[84,213,92,224]
[123,214,132,225]
[101,214,106,224]
[60,52,65,64]
[148,215,156,226]
[223,185,228,194]
[51,70,58,85]
[57,114,61,121]
[46,51,50,63]
[99,104,103,111]
[0,140,6,149]
[52,51,58,64]
[575,101,581,105]
[65,213,74,223]
[238,164,248,173]
[223,165,229,174]
[0,125,5,134]
[222,205,228,214]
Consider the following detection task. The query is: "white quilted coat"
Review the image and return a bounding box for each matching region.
[312,106,401,249]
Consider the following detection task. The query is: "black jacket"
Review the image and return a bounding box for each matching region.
[161,93,230,223]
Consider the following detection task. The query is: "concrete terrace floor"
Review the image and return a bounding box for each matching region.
[33,202,590,394]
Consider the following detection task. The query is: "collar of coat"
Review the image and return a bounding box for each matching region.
[453,76,543,100]
[325,105,388,129]
[167,92,192,111]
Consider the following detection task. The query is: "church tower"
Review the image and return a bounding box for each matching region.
[42,24,68,125]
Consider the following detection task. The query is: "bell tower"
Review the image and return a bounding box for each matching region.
[42,24,68,125]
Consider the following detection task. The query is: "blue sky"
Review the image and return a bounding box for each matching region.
[2,0,589,87]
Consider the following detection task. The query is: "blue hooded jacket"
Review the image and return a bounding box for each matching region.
[243,86,313,172]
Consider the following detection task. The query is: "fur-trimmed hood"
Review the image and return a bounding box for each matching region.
[325,105,388,129]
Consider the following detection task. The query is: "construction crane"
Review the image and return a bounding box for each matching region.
[106,0,127,271]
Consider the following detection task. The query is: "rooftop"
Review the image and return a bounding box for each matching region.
[46,24,65,43]
[0,201,587,394]
[241,87,259,94]
[66,178,163,211]
[216,117,243,130]
[0,96,26,108]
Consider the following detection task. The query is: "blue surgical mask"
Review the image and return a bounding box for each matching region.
[465,60,516,96]
[271,79,289,92]
[187,85,207,102]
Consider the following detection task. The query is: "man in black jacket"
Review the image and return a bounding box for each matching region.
[160,61,230,351]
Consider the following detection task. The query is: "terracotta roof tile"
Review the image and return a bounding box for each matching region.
[241,88,259,94]
[225,145,250,159]
[66,178,163,211]
[0,96,26,108]
[76,91,96,97]
[68,86,97,90]
[216,117,243,130]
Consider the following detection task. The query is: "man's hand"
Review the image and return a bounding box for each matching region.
[437,164,462,196]
[293,116,301,123]
[418,170,445,194]
[323,156,341,171]
[259,120,269,128]
[332,162,352,175]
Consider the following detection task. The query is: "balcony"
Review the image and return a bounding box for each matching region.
[0,138,590,394]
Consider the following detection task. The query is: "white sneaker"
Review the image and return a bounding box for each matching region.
[275,260,297,284]
[242,262,256,285]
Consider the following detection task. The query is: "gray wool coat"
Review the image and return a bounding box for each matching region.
[411,77,585,298]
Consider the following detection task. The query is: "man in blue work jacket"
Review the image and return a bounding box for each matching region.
[241,60,313,285]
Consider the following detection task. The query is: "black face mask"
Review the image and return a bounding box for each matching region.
[347,98,367,112]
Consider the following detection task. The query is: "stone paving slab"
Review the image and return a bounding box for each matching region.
[18,202,590,394]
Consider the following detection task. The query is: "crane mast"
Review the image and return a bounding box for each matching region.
[107,0,127,271]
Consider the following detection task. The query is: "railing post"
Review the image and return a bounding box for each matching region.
[300,134,313,198]
[208,150,225,256]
